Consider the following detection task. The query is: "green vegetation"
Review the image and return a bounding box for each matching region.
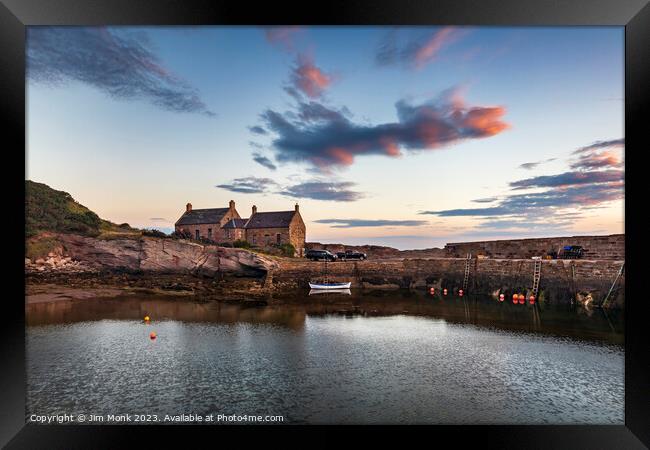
[26,180,102,237]
[277,243,296,257]
[26,180,140,239]
[233,240,252,249]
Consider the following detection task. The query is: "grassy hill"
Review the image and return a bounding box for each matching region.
[25,180,135,238]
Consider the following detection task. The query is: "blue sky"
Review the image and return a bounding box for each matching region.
[26,26,624,249]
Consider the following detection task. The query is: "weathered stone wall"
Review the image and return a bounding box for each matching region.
[175,208,240,241]
[272,257,625,308]
[289,213,306,256]
[444,234,624,260]
[246,227,290,247]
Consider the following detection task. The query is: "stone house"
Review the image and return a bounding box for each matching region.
[175,200,240,242]
[174,201,306,256]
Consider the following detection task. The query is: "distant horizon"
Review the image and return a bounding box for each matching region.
[26,26,624,249]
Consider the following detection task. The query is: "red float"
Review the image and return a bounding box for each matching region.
[512,294,518,304]
[499,294,505,302]
[443,288,448,296]
[150,332,157,340]
[459,289,464,297]
[529,295,536,304]
[518,294,525,304]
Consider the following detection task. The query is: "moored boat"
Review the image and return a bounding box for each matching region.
[308,282,352,290]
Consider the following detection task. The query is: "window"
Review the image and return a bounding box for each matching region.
[195,230,200,240]
[208,228,212,240]
[276,233,281,244]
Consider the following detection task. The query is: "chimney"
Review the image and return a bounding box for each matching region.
[186,203,192,213]
[295,203,299,212]
[252,205,257,215]
[229,200,235,210]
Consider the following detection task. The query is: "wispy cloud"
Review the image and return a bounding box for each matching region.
[420,138,624,231]
[281,180,364,202]
[573,138,624,154]
[518,158,556,170]
[216,177,279,194]
[248,126,267,135]
[376,27,467,70]
[290,54,333,99]
[472,197,498,203]
[216,177,364,202]
[314,218,428,228]
[27,27,214,116]
[252,153,277,170]
[258,86,509,170]
[149,218,169,222]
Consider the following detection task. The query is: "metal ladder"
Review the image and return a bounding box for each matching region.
[601,263,624,308]
[462,253,472,291]
[532,259,542,297]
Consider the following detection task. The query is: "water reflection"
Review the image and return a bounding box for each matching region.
[26,289,623,344]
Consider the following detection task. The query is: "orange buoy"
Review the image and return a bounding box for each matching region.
[459,289,464,297]
[512,294,518,304]
[443,288,448,296]
[518,294,525,304]
[529,295,536,304]
[149,331,157,340]
[499,293,505,302]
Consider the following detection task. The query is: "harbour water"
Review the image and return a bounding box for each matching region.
[26,291,624,424]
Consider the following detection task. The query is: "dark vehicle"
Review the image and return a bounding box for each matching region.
[336,250,368,261]
[305,249,338,261]
[559,245,584,259]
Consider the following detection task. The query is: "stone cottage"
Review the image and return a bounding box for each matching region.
[174,200,240,241]
[174,201,306,256]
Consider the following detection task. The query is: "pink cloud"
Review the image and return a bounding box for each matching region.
[291,55,333,99]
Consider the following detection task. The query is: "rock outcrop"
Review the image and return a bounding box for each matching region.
[25,234,277,277]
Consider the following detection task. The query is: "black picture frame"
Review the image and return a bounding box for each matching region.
[2,0,648,447]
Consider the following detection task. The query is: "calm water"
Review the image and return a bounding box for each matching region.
[26,291,624,424]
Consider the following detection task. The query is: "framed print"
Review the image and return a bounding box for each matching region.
[1,0,649,447]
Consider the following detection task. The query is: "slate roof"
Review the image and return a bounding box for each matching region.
[176,208,230,226]
[245,211,296,229]
[222,218,248,229]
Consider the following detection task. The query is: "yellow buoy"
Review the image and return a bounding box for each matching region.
[144,316,150,322]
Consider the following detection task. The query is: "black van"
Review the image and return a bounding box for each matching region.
[305,249,338,261]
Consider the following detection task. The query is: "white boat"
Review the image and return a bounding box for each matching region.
[308,282,352,290]
[309,288,351,296]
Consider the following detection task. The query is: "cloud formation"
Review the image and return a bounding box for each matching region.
[314,219,428,228]
[258,88,509,170]
[252,153,277,170]
[421,138,624,231]
[281,181,364,202]
[248,126,267,135]
[573,138,624,154]
[376,27,466,69]
[518,158,556,170]
[216,177,364,202]
[216,177,278,194]
[290,55,333,99]
[27,27,214,116]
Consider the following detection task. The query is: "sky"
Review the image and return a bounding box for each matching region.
[26,26,624,249]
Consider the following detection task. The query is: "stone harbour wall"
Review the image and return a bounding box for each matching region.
[444,234,624,260]
[273,257,625,308]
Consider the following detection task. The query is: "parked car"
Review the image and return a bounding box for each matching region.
[336,250,368,261]
[305,249,338,261]
[559,245,584,259]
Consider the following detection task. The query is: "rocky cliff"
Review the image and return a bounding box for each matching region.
[25,233,277,277]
